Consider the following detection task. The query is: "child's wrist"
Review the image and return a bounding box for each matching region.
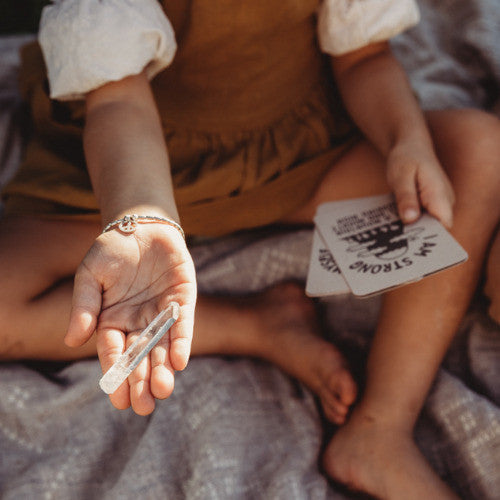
[102,213,185,240]
[390,125,433,152]
[102,203,180,228]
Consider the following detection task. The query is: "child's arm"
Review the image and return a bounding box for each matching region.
[331,42,455,227]
[64,71,196,415]
[83,71,177,225]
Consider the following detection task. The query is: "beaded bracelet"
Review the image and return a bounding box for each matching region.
[102,214,185,240]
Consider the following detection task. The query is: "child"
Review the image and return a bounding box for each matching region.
[1,0,500,498]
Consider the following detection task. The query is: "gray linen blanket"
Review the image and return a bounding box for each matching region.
[1,1,499,498]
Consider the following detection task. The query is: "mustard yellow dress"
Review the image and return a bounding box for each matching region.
[1,0,419,237]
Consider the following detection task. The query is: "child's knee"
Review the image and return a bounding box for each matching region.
[443,110,500,205]
[0,272,39,359]
[456,110,500,170]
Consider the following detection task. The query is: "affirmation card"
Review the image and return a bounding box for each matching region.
[306,228,350,297]
[314,194,468,297]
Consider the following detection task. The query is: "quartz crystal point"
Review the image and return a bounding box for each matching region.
[99,302,180,394]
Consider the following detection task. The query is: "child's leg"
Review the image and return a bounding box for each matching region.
[485,227,500,323]
[0,217,357,419]
[312,109,500,499]
[0,217,100,360]
[3,108,496,442]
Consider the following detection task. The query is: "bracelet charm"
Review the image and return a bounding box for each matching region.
[118,214,138,233]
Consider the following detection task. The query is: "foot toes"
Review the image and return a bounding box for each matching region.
[322,396,349,424]
[336,371,358,406]
[323,404,347,425]
[319,366,357,423]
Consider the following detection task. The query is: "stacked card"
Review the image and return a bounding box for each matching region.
[306,194,468,298]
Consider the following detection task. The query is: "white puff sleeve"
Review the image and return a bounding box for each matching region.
[39,0,177,100]
[318,0,420,56]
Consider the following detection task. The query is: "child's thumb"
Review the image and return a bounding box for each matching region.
[65,265,102,347]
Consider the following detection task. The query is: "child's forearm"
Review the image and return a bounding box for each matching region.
[331,42,454,227]
[331,42,433,156]
[84,72,179,226]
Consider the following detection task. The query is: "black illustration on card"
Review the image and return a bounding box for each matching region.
[342,221,424,261]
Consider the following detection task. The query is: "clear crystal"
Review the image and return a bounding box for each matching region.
[99,302,180,394]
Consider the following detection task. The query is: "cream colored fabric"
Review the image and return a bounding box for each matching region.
[39,0,419,101]
[39,0,177,100]
[318,0,420,55]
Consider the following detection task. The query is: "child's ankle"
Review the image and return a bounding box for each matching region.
[350,403,417,434]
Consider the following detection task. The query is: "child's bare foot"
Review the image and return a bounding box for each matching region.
[248,283,357,424]
[195,283,356,423]
[322,410,459,499]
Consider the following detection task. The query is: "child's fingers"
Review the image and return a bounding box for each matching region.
[126,331,156,415]
[150,341,175,400]
[388,167,421,224]
[168,301,195,371]
[423,194,454,228]
[96,327,131,410]
[419,171,455,229]
[65,265,102,347]
[149,300,196,400]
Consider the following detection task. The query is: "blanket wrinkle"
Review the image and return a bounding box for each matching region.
[392,0,500,112]
[1,1,500,498]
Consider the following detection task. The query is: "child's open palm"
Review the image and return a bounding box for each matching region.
[65,224,196,415]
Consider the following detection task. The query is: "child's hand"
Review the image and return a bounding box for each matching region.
[386,141,455,228]
[65,224,196,415]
